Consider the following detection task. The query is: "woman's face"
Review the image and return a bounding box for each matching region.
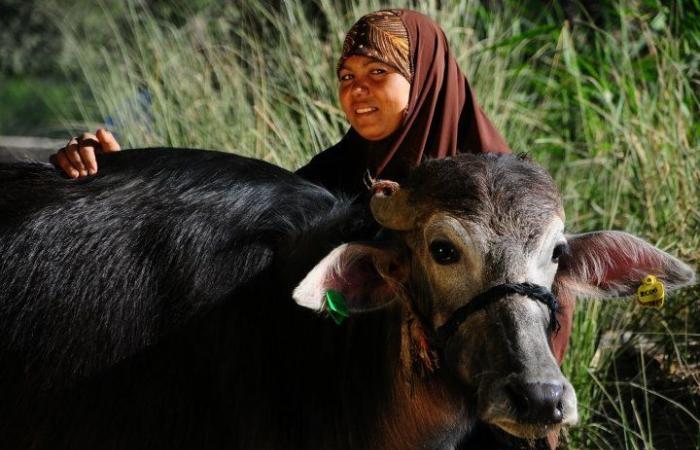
[338,55,411,141]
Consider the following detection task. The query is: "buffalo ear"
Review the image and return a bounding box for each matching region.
[293,242,408,314]
[555,230,695,299]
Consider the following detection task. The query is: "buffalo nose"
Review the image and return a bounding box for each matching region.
[507,382,564,424]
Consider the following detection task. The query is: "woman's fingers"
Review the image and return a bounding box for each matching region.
[96,128,121,152]
[79,147,99,175]
[52,129,120,178]
[64,137,89,177]
[54,145,80,179]
[78,132,100,175]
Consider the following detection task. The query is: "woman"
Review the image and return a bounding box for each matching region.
[53,9,569,449]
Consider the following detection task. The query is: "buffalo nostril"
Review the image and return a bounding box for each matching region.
[554,399,564,421]
[507,382,565,424]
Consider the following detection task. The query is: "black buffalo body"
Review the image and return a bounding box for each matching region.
[0,149,408,450]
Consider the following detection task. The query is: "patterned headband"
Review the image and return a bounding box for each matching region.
[337,10,412,82]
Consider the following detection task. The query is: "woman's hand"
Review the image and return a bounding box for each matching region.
[52,129,121,178]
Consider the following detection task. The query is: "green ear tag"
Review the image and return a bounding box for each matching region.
[325,290,350,325]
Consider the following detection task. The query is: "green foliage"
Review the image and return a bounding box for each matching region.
[0,75,83,136]
[0,0,62,76]
[55,0,699,448]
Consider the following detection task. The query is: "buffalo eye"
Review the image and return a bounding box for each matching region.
[552,243,569,264]
[429,241,460,265]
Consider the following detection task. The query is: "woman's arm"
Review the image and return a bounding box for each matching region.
[51,128,121,178]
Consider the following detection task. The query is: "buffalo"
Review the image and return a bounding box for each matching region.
[0,148,694,449]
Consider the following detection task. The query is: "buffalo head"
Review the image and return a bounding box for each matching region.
[293,153,695,440]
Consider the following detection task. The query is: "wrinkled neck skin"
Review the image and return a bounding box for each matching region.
[381,377,469,450]
[373,304,471,450]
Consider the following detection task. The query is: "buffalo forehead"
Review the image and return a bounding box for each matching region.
[407,154,562,247]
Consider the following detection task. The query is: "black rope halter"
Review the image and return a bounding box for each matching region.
[436,282,560,345]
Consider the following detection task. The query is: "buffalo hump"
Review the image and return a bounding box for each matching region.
[0,148,350,384]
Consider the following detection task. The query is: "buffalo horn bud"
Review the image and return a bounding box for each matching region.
[369,180,417,231]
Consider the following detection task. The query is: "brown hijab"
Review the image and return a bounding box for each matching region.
[339,9,510,180]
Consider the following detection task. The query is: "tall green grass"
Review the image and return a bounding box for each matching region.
[56,0,699,448]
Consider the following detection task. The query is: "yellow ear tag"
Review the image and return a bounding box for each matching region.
[637,275,665,308]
